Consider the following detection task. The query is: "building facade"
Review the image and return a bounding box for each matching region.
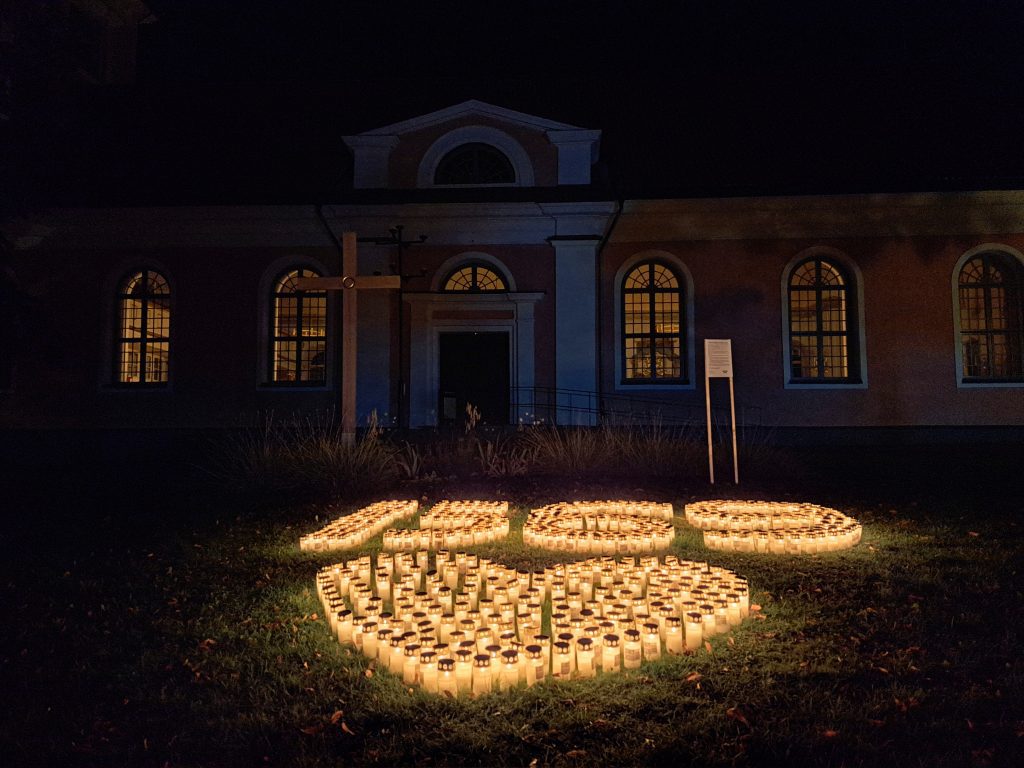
[3,101,1023,440]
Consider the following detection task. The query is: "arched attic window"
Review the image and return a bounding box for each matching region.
[434,143,516,185]
[442,263,508,292]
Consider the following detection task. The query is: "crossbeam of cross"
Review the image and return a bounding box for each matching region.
[294,232,400,443]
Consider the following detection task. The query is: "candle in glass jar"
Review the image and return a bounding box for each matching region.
[336,610,353,644]
[665,616,683,655]
[361,621,379,659]
[642,622,661,661]
[602,634,621,673]
[437,658,457,696]
[455,648,473,693]
[552,641,572,679]
[576,637,596,678]
[524,644,545,686]
[684,611,703,651]
[472,654,492,696]
[623,629,642,669]
[419,651,438,693]
[499,650,519,691]
[402,643,421,685]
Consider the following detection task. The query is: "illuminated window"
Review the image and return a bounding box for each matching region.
[957,252,1024,381]
[443,263,508,292]
[622,261,685,382]
[786,257,858,382]
[271,268,327,384]
[434,143,515,185]
[115,270,170,385]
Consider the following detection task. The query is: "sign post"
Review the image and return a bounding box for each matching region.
[704,339,740,484]
[295,232,401,444]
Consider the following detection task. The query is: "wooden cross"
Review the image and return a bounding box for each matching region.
[294,232,400,443]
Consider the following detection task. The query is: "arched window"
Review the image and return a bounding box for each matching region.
[271,268,327,384]
[434,143,516,185]
[116,269,170,385]
[957,251,1024,381]
[786,257,859,382]
[622,261,685,382]
[442,263,508,292]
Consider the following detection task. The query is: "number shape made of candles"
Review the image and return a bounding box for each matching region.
[300,500,420,551]
[316,549,751,696]
[382,500,510,550]
[522,501,676,554]
[684,500,862,553]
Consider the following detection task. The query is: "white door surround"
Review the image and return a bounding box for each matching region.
[405,291,544,427]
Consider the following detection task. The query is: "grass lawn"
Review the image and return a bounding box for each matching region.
[1,447,1022,767]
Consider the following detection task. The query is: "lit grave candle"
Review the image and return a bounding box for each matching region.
[522,501,675,554]
[315,549,753,696]
[300,500,419,551]
[684,500,862,553]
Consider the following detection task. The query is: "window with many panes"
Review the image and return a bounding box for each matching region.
[271,268,327,384]
[622,261,685,383]
[442,263,507,292]
[434,143,516,185]
[957,251,1024,381]
[115,269,170,385]
[786,257,859,383]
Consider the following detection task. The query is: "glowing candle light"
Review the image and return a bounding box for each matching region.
[684,611,703,652]
[499,649,520,691]
[575,637,596,678]
[524,644,545,686]
[403,643,421,685]
[642,622,661,661]
[623,629,642,669]
[552,641,573,680]
[602,634,621,673]
[417,651,438,696]
[455,648,473,694]
[665,616,683,655]
[472,654,492,696]
[437,658,457,696]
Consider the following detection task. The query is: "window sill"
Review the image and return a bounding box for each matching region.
[957,379,1024,389]
[784,379,867,390]
[615,381,695,392]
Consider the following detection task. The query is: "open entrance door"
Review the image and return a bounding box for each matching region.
[439,332,510,426]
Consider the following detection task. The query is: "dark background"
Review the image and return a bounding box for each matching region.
[3,1,1024,207]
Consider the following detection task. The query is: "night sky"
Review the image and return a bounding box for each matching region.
[6,1,1024,206]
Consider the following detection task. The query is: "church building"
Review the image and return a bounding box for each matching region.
[3,100,1023,442]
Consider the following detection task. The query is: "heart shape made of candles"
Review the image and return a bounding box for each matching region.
[310,500,753,696]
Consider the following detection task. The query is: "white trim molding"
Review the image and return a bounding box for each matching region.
[417,125,535,188]
[404,291,544,427]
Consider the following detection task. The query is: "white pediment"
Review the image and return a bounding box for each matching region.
[343,100,601,189]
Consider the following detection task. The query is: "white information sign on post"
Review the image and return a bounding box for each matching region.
[704,339,740,485]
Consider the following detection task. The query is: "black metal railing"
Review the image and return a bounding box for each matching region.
[509,386,761,429]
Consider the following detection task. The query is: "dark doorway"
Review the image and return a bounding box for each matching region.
[439,332,510,426]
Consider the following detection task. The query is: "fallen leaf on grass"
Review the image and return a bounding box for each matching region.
[340,721,355,736]
[685,672,702,683]
[726,707,750,729]
[705,641,713,653]
[563,750,587,760]
[822,729,839,739]
[968,531,980,537]
[299,725,323,736]
[330,710,344,724]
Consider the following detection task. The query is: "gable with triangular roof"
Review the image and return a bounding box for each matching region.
[343,100,601,189]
